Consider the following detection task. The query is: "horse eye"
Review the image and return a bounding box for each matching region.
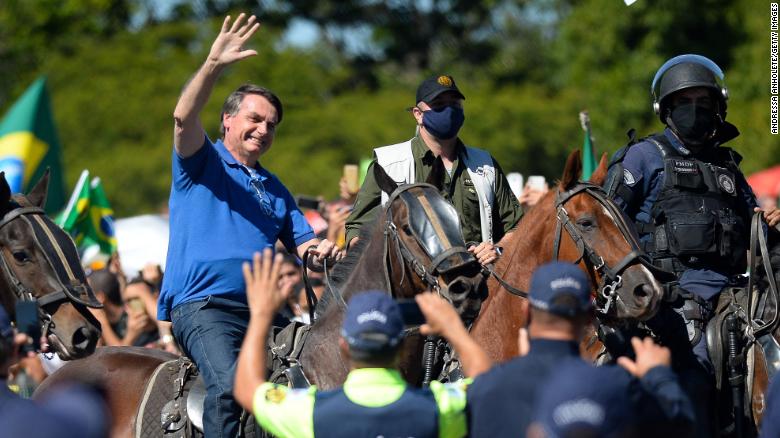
[12,251,30,263]
[576,218,595,229]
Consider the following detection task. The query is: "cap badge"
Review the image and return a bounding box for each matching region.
[437,75,453,87]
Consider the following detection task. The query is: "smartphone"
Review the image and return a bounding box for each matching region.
[344,164,360,193]
[506,172,524,198]
[15,301,41,353]
[398,299,426,326]
[296,195,322,210]
[528,175,546,191]
[127,297,146,313]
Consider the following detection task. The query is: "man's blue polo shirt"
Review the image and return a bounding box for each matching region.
[158,136,315,321]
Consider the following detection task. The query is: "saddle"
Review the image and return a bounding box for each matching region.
[134,321,312,437]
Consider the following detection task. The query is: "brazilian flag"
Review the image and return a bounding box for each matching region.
[56,170,117,256]
[0,77,66,213]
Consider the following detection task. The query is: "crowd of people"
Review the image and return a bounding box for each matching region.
[5,10,780,438]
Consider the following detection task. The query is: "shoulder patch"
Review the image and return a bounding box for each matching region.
[623,169,637,186]
[264,386,287,404]
[718,173,736,194]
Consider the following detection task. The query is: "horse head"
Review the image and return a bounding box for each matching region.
[373,159,487,321]
[552,150,665,321]
[0,171,101,359]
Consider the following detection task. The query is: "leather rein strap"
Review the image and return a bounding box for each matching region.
[493,182,649,313]
[747,213,780,336]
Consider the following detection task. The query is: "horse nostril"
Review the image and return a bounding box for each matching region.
[633,284,651,299]
[72,326,91,351]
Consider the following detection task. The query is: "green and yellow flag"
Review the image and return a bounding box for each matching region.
[56,170,117,257]
[0,77,66,213]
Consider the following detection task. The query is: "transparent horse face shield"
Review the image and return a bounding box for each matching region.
[397,189,474,272]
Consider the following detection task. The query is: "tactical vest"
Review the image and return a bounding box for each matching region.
[312,386,439,438]
[638,134,748,275]
[374,139,497,243]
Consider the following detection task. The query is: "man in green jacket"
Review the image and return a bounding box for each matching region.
[345,75,523,265]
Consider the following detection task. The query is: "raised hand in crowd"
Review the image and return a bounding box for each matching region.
[325,203,351,247]
[617,336,672,378]
[123,307,154,347]
[415,292,492,377]
[518,181,549,209]
[243,248,294,316]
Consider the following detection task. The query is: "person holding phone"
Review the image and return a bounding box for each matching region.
[161,13,342,437]
[234,249,485,438]
[0,305,110,438]
[344,75,523,265]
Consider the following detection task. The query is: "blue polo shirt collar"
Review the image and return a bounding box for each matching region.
[214,139,268,181]
[529,338,580,357]
[663,128,693,156]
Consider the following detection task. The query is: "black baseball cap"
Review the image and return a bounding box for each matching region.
[415,75,466,105]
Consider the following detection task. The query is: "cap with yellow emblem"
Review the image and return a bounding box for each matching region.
[415,75,466,105]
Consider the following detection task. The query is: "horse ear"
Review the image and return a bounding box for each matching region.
[373,162,398,195]
[0,173,11,205]
[425,156,446,192]
[559,150,582,191]
[27,168,50,208]
[588,153,609,186]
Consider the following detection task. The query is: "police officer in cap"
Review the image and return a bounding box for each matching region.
[235,248,483,438]
[416,261,692,438]
[345,75,523,265]
[605,54,780,435]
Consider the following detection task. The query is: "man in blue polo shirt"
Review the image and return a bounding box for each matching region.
[160,13,341,438]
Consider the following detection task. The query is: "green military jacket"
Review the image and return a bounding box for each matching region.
[345,135,523,245]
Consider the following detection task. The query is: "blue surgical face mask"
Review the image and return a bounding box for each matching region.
[422,105,465,140]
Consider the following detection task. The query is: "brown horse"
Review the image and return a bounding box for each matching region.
[36,159,488,437]
[471,150,666,361]
[0,171,101,360]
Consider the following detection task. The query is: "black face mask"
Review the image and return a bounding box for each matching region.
[667,103,717,145]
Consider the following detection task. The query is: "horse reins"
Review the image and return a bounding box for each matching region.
[491,182,653,314]
[552,183,650,314]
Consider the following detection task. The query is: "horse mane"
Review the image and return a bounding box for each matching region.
[314,216,380,319]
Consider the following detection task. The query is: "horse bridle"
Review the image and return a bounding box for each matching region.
[383,183,479,295]
[552,182,653,314]
[0,204,101,339]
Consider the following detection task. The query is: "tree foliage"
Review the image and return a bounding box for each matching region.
[0,0,777,216]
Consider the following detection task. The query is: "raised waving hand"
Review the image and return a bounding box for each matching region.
[208,13,261,67]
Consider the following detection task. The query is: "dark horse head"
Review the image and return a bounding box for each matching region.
[0,171,101,359]
[303,159,488,388]
[371,157,487,321]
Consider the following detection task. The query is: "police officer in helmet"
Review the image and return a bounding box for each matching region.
[604,54,780,435]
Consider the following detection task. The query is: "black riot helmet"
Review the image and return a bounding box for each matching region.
[651,54,729,123]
